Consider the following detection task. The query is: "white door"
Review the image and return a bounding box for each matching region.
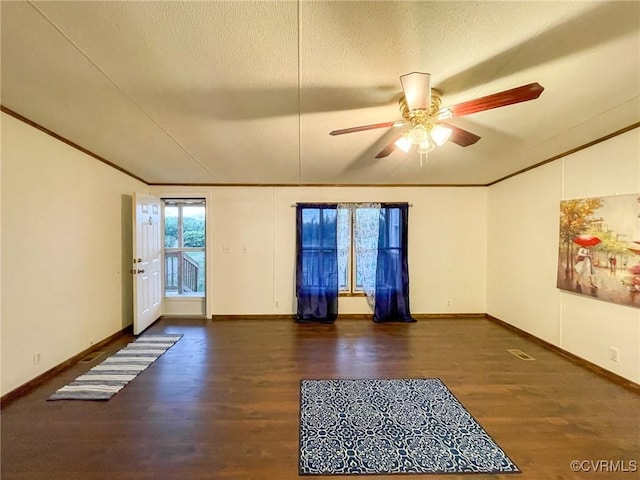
[132,192,163,334]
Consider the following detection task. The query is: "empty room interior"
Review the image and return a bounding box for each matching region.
[1,1,639,479]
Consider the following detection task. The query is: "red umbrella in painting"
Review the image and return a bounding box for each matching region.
[573,234,601,247]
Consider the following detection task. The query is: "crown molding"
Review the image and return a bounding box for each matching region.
[1,105,148,185]
[488,122,640,186]
[3,106,637,189]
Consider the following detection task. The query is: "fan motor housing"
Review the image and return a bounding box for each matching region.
[399,89,442,127]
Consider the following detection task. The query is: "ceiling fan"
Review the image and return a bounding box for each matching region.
[329,72,544,165]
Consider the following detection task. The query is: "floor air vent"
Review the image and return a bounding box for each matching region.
[507,349,535,361]
[79,351,104,363]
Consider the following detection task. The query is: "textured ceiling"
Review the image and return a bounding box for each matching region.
[1,1,638,185]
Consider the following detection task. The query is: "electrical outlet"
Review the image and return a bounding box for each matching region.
[445,299,452,308]
[609,347,619,362]
[274,300,280,308]
[33,352,41,364]
[243,245,248,254]
[222,246,231,254]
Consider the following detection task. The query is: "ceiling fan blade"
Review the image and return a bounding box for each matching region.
[400,72,431,111]
[330,121,399,136]
[375,134,403,158]
[441,82,544,118]
[440,123,481,147]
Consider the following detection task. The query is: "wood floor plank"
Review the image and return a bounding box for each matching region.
[1,317,638,479]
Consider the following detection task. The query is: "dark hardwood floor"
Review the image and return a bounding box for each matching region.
[2,317,639,479]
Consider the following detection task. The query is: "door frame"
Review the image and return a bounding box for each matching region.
[155,190,212,318]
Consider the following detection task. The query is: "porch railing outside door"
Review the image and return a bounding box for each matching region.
[165,252,199,294]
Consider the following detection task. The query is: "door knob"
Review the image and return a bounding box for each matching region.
[137,269,145,274]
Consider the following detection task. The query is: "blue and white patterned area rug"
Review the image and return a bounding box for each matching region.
[299,378,520,475]
[48,334,182,401]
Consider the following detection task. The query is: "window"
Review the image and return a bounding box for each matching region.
[296,202,411,322]
[337,206,381,295]
[163,199,206,297]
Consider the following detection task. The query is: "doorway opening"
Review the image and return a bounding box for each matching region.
[163,198,206,315]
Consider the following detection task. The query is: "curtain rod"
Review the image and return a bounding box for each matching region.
[290,203,413,207]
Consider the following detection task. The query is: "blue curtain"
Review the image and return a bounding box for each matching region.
[296,204,339,323]
[374,203,415,323]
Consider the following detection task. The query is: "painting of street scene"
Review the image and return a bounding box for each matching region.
[557,193,640,308]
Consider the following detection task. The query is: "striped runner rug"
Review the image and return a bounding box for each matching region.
[48,334,182,401]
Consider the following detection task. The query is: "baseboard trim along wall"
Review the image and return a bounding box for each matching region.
[210,313,486,321]
[485,314,640,393]
[0,326,133,407]
[211,314,297,321]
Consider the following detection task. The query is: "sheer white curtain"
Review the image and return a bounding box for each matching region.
[354,204,380,307]
[337,203,381,308]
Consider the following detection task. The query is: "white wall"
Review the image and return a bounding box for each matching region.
[487,129,640,383]
[1,113,148,396]
[152,185,488,316]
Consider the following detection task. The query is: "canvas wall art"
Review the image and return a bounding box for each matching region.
[557,193,640,308]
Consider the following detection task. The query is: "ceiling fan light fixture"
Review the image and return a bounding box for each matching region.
[418,140,435,154]
[394,123,450,164]
[430,124,452,146]
[394,134,412,153]
[408,124,429,144]
[400,72,431,111]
